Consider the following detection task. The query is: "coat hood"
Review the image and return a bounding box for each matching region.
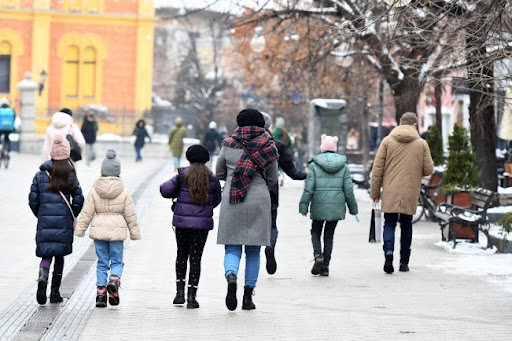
[52,112,74,129]
[389,125,420,144]
[94,176,125,199]
[312,152,346,173]
[174,117,183,127]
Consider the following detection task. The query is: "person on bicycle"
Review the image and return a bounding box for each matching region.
[370,112,434,274]
[0,97,16,154]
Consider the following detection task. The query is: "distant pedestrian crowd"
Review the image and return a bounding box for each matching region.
[28,108,433,311]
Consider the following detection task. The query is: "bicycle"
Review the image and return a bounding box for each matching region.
[0,136,10,169]
[412,183,440,224]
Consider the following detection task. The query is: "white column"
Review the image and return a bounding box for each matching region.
[17,72,40,154]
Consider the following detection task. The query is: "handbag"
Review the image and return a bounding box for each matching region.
[67,125,82,162]
[45,170,77,230]
[240,144,279,210]
[369,202,382,243]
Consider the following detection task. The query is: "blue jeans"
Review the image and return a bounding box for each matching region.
[270,209,278,247]
[173,156,181,169]
[224,245,261,288]
[382,213,412,264]
[135,147,142,161]
[94,240,124,286]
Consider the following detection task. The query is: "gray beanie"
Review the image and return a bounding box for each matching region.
[101,148,121,176]
[261,112,272,129]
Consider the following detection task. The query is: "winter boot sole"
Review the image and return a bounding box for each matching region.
[384,254,394,274]
[225,282,237,311]
[107,283,120,306]
[36,280,47,305]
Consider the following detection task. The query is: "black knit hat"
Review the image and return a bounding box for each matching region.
[186,144,210,164]
[236,108,265,128]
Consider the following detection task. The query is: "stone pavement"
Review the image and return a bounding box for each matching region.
[1,152,512,340]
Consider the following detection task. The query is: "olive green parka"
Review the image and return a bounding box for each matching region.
[299,152,358,221]
[168,117,187,156]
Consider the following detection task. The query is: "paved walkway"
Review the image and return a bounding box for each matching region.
[1,152,512,340]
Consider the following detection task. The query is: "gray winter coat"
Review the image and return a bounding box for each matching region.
[216,147,278,246]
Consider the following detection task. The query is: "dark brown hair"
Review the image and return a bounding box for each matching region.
[184,163,210,204]
[47,159,77,192]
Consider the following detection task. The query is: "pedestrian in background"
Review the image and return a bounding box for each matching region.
[203,121,222,160]
[160,145,222,309]
[299,134,358,276]
[370,112,434,274]
[75,148,141,307]
[0,97,16,155]
[29,134,84,305]
[41,108,85,163]
[261,112,306,275]
[216,108,279,311]
[132,119,151,162]
[168,117,187,171]
[81,113,98,166]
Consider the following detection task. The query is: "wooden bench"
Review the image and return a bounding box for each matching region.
[434,188,495,249]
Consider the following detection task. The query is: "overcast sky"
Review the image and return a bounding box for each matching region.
[153,0,261,12]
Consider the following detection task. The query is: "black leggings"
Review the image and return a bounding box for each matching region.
[311,220,338,266]
[175,228,209,287]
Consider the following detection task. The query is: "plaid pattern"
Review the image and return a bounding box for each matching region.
[223,126,279,204]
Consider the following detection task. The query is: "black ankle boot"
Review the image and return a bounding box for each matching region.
[173,280,185,304]
[242,286,256,310]
[186,286,199,309]
[37,267,49,305]
[225,273,237,311]
[49,272,63,303]
[96,286,107,308]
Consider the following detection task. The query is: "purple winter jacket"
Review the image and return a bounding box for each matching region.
[160,167,222,230]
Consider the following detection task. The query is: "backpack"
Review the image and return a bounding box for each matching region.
[0,107,15,131]
[66,125,82,162]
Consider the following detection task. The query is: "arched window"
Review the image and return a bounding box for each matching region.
[63,45,79,97]
[82,46,96,97]
[63,0,102,13]
[0,41,11,93]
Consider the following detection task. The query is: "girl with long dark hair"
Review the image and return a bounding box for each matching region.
[160,145,222,309]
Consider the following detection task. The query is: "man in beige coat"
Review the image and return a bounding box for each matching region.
[370,112,434,274]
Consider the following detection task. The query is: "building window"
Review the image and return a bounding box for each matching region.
[82,46,96,97]
[64,0,102,13]
[64,45,79,97]
[0,41,11,93]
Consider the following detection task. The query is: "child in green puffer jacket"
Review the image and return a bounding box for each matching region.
[299,134,358,276]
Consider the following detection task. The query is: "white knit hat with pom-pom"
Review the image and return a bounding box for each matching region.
[101,148,121,176]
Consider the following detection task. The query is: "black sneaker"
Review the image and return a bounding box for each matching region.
[311,256,324,275]
[265,246,277,275]
[399,264,409,272]
[319,266,329,276]
[384,252,394,274]
[96,286,107,308]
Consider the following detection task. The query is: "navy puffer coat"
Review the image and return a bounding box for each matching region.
[29,160,84,257]
[160,167,222,230]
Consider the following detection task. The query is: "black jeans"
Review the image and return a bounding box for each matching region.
[311,220,338,266]
[175,228,209,287]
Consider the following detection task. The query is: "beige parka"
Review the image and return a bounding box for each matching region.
[75,177,140,241]
[370,125,434,215]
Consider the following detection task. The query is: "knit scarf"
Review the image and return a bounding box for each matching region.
[223,126,279,204]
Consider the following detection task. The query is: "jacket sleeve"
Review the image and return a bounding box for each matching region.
[75,190,95,237]
[160,175,179,198]
[71,181,84,217]
[422,141,435,176]
[215,147,227,181]
[279,146,306,180]
[124,192,140,240]
[168,127,176,145]
[299,165,316,214]
[370,139,387,200]
[28,173,40,217]
[343,167,358,215]
[72,124,86,152]
[212,176,222,208]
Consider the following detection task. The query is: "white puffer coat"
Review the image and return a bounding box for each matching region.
[75,176,140,241]
[41,111,86,162]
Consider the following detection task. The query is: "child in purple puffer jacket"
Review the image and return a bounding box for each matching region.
[160,144,222,309]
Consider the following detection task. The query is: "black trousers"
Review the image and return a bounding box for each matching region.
[175,228,209,287]
[311,220,338,266]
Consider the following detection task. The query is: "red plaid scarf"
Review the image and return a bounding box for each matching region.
[223,126,279,204]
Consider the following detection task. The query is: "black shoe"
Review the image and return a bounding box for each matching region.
[96,286,107,308]
[225,273,237,311]
[265,246,277,275]
[242,286,256,310]
[319,266,329,276]
[186,286,199,309]
[107,275,121,306]
[173,280,185,304]
[311,256,324,275]
[37,267,49,305]
[399,264,409,272]
[384,252,394,274]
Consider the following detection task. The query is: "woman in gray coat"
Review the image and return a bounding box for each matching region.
[216,108,279,311]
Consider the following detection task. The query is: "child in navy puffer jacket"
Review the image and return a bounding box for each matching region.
[29,134,84,305]
[160,144,221,309]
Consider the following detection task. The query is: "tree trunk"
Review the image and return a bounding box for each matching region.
[391,76,422,124]
[467,44,498,191]
[434,81,443,134]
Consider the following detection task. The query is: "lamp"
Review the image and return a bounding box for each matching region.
[38,69,47,96]
[250,26,266,53]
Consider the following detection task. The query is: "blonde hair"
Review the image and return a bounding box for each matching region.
[400,112,417,126]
